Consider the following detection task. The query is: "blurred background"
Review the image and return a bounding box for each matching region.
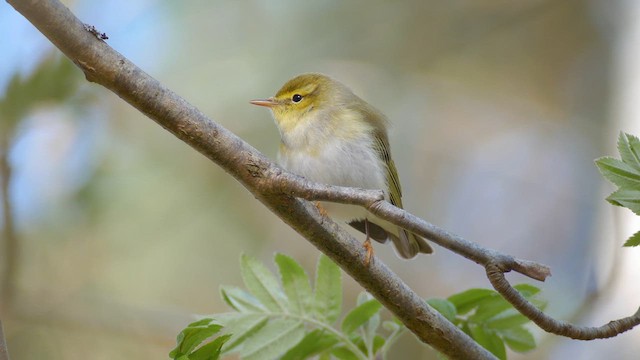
[1,0,640,358]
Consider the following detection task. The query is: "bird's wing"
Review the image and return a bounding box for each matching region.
[372,130,403,209]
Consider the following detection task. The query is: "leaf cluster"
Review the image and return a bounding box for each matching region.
[595,132,640,246]
[171,254,401,360]
[171,254,545,360]
[427,284,546,360]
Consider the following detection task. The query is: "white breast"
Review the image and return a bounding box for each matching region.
[279,134,386,188]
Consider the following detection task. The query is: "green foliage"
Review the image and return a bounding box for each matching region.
[171,253,545,360]
[0,53,82,133]
[171,254,402,360]
[170,318,231,360]
[595,132,640,246]
[427,283,546,360]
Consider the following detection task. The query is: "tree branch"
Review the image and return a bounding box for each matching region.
[7,0,640,358]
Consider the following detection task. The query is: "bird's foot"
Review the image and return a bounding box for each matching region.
[314,201,328,217]
[363,237,374,266]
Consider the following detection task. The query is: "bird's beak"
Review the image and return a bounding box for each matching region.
[250,97,278,107]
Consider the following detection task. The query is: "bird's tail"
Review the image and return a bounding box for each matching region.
[391,228,433,259]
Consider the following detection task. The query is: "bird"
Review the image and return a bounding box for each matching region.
[250,73,432,261]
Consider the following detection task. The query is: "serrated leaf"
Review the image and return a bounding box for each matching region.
[615,199,640,216]
[275,253,313,315]
[220,286,265,313]
[170,319,223,359]
[218,314,268,352]
[469,325,506,360]
[240,318,305,360]
[281,330,339,360]
[426,298,457,322]
[617,133,640,170]
[595,157,640,188]
[240,254,288,312]
[314,255,342,324]
[501,327,536,353]
[606,188,640,214]
[189,334,232,360]
[624,229,640,247]
[448,288,497,315]
[341,299,383,334]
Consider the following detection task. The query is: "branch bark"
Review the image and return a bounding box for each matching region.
[7,0,640,357]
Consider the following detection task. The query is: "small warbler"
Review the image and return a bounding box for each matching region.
[251,73,432,259]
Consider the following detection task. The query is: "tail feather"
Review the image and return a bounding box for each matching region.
[392,228,433,259]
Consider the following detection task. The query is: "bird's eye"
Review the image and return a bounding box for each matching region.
[292,94,303,103]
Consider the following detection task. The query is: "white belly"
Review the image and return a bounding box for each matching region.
[278,136,388,221]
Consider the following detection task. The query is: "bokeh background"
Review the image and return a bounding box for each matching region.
[2,0,640,359]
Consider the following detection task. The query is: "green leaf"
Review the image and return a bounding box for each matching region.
[501,327,536,353]
[170,319,223,359]
[624,229,640,247]
[607,188,640,215]
[240,318,305,360]
[281,330,339,360]
[617,132,640,170]
[189,334,232,360]
[0,53,82,129]
[464,285,543,323]
[331,346,359,360]
[469,325,506,360]
[220,286,265,313]
[512,284,541,298]
[341,299,383,334]
[372,335,385,355]
[426,298,457,322]
[469,296,512,323]
[275,253,313,315]
[595,157,640,188]
[240,254,288,312]
[218,314,268,352]
[356,292,380,354]
[485,309,531,330]
[314,255,342,324]
[448,288,496,315]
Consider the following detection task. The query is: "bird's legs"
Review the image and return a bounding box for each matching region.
[363,218,374,266]
[314,201,328,217]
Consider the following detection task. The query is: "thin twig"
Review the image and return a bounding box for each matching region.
[269,170,551,281]
[268,168,640,339]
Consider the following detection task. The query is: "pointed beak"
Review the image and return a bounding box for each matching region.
[250,97,278,108]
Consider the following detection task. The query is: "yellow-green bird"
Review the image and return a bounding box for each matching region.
[251,73,432,259]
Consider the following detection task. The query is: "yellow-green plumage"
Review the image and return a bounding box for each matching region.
[251,73,432,259]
